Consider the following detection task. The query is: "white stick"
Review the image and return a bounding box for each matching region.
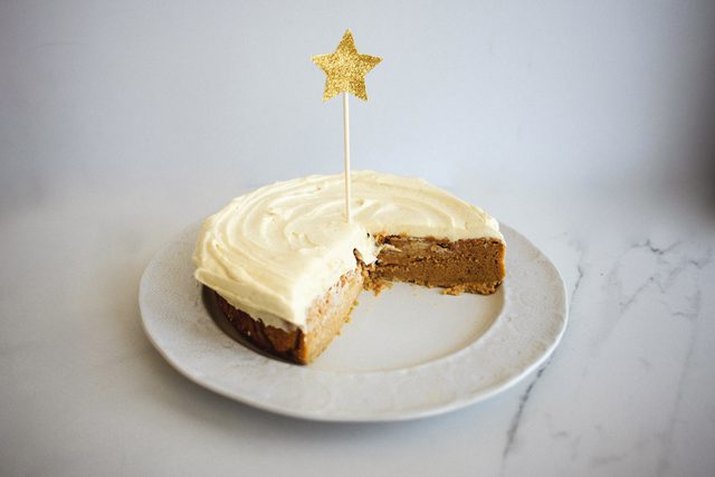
[342,92,351,223]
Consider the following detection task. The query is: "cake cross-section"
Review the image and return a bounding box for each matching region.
[193,171,506,364]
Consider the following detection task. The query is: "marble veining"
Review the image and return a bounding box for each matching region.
[501,363,549,463]
[497,227,715,476]
[499,236,587,472]
[651,246,711,477]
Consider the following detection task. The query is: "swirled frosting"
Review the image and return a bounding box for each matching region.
[193,171,503,330]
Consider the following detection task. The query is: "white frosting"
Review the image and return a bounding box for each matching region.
[193,171,503,330]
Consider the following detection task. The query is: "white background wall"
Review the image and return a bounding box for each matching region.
[2,0,714,216]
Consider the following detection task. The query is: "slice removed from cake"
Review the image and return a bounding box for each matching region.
[194,171,505,364]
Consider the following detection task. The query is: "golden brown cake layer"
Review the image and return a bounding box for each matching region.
[369,236,506,295]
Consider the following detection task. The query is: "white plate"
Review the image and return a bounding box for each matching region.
[139,224,567,422]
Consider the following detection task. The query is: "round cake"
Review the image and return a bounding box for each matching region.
[193,171,506,364]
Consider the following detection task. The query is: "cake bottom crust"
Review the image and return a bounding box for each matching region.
[215,268,364,365]
[213,235,506,365]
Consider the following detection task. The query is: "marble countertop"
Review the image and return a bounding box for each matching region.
[2,177,714,476]
[2,1,715,475]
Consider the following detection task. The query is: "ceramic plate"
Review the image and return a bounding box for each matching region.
[139,224,567,422]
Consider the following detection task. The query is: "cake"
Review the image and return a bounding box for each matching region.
[193,171,506,364]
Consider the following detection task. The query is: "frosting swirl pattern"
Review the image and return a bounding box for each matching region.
[193,171,503,330]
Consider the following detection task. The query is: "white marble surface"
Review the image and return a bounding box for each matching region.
[2,1,715,476]
[2,178,714,476]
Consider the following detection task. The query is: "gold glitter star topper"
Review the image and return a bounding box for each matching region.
[312,29,382,101]
[311,30,382,223]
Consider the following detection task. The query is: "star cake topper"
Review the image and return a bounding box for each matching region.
[312,29,382,101]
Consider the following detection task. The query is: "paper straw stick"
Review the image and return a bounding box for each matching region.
[343,92,351,223]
